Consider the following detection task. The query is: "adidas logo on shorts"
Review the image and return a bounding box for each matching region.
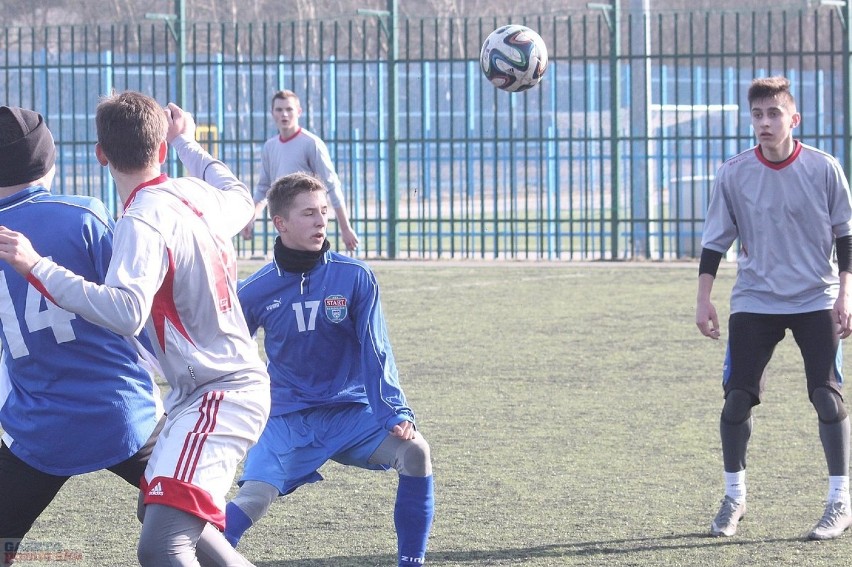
[148,482,164,496]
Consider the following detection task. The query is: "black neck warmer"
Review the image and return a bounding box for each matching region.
[274,236,330,273]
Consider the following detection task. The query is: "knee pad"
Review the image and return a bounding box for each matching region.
[721,389,755,425]
[396,436,432,478]
[230,480,279,523]
[812,387,848,424]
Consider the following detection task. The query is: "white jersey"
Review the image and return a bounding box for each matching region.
[252,128,345,209]
[29,136,268,413]
[702,141,852,314]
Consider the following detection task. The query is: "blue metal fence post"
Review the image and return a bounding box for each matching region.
[101,49,116,214]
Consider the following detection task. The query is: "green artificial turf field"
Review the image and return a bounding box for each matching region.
[16,261,852,566]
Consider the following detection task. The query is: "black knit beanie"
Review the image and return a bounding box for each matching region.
[0,106,56,187]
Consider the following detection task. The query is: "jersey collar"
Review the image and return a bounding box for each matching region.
[755,140,802,170]
[0,185,49,208]
[278,128,302,144]
[124,173,168,212]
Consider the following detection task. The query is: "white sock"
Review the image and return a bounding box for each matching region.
[724,470,746,502]
[828,475,850,506]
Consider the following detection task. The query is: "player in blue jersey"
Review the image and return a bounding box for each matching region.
[0,106,162,561]
[0,95,269,567]
[697,76,852,540]
[224,172,434,566]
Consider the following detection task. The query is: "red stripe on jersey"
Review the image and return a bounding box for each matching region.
[151,248,195,351]
[173,391,223,482]
[177,196,204,218]
[172,196,233,314]
[212,241,233,313]
[25,272,58,305]
[143,475,226,530]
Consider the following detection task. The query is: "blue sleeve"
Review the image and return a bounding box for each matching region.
[354,269,414,430]
[82,198,116,283]
[237,283,260,337]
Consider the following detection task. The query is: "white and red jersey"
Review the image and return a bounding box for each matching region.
[28,136,268,414]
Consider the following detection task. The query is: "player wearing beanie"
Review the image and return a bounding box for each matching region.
[0,94,271,566]
[0,106,162,564]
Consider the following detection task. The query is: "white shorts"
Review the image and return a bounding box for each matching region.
[141,385,270,530]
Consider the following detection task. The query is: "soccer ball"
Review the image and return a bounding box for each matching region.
[479,25,548,92]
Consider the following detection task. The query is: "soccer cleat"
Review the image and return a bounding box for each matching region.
[808,501,852,541]
[710,495,746,537]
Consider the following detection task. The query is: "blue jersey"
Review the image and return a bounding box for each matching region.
[0,187,159,476]
[238,249,414,430]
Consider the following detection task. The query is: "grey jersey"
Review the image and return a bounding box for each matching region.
[252,128,344,209]
[702,141,852,314]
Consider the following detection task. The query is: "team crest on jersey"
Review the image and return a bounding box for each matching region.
[324,294,348,323]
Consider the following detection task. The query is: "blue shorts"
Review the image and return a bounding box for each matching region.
[240,402,390,495]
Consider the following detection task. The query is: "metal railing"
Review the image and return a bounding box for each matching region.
[1,3,848,259]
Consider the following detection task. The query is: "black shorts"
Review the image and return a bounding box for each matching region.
[723,310,843,402]
[0,415,163,539]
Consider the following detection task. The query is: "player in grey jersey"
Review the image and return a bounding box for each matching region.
[696,76,852,540]
[240,89,359,251]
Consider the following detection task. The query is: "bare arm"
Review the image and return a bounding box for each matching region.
[333,203,359,251]
[696,272,720,339]
[834,271,852,339]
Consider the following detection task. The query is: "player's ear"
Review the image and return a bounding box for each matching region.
[157,140,168,164]
[272,214,286,233]
[95,143,109,166]
[791,111,801,129]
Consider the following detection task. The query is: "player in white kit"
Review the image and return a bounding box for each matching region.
[0,92,270,566]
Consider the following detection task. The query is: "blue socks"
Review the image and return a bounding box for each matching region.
[223,502,253,548]
[395,474,435,567]
[225,476,434,564]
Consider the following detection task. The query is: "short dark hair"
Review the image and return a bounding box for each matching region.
[271,89,300,108]
[267,172,326,218]
[747,76,796,108]
[96,91,167,173]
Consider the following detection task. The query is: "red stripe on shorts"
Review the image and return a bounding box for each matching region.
[174,390,224,482]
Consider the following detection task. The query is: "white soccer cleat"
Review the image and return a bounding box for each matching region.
[710,495,746,537]
[808,501,852,541]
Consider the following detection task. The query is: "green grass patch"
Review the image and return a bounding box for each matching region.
[18,262,852,566]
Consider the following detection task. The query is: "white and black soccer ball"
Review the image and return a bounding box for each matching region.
[479,25,548,93]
